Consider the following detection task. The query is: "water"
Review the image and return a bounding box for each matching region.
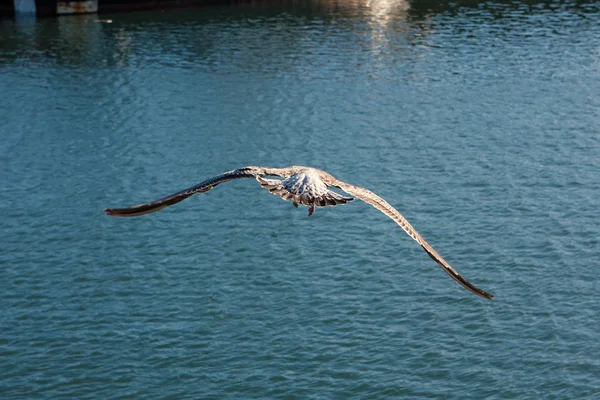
[13,0,36,14]
[1,1,600,398]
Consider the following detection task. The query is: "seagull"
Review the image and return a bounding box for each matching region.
[105,165,493,299]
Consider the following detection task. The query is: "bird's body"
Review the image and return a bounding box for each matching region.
[105,165,493,299]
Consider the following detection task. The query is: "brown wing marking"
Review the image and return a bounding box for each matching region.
[104,169,259,217]
[336,182,493,299]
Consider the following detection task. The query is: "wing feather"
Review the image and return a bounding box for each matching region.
[104,168,262,217]
[336,182,493,299]
[257,176,353,207]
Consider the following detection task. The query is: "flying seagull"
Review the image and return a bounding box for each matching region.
[105,165,493,299]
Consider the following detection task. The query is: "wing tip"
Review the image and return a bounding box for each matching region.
[104,205,154,217]
[454,273,494,300]
[104,207,131,217]
[476,289,494,300]
[421,245,494,300]
[450,269,494,300]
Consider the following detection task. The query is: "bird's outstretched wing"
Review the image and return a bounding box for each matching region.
[335,182,493,299]
[104,167,266,217]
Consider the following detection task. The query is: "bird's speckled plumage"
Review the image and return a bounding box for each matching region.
[105,165,493,299]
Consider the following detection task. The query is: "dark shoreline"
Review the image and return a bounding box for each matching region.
[2,0,228,18]
[3,0,596,19]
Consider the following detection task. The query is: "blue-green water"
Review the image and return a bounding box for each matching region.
[2,1,600,398]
